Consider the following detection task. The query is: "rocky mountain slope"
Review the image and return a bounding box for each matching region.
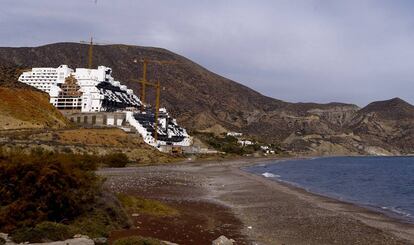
[0,43,412,155]
[0,65,69,130]
[348,98,414,154]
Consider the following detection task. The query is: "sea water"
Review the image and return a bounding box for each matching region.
[246,156,414,222]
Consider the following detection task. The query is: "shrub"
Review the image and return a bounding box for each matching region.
[103,153,129,168]
[117,194,178,217]
[11,222,76,243]
[113,236,163,245]
[0,150,100,232]
[70,192,132,238]
[194,132,254,155]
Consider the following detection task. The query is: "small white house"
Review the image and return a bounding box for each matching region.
[238,140,254,146]
[227,132,243,137]
[260,146,270,151]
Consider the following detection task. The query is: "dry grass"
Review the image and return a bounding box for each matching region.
[117,193,178,217]
[113,236,163,245]
[0,87,69,130]
[55,128,142,147]
[5,128,183,165]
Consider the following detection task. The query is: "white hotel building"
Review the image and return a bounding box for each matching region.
[18,65,73,93]
[19,65,192,150]
[18,65,141,112]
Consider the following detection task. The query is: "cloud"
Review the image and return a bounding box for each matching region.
[1,0,414,105]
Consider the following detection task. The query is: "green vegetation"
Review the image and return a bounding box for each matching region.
[117,193,178,217]
[70,193,131,238]
[11,222,76,244]
[0,149,99,232]
[0,149,131,243]
[113,236,164,245]
[102,152,130,168]
[194,132,261,155]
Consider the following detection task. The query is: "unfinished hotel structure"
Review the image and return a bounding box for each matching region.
[18,65,192,150]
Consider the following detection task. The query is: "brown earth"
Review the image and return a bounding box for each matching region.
[98,159,414,245]
[0,128,180,164]
[0,43,413,155]
[0,65,178,163]
[100,165,250,245]
[0,65,69,130]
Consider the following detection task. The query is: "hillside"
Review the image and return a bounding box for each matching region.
[0,43,413,155]
[0,44,357,136]
[358,98,414,120]
[347,98,414,154]
[0,66,69,130]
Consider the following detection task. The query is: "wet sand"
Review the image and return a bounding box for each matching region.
[99,158,414,245]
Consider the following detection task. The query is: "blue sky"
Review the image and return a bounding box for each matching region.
[2,0,414,106]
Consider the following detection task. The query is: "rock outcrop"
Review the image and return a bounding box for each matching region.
[212,235,235,245]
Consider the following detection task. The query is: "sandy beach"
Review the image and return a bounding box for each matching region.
[99,158,414,245]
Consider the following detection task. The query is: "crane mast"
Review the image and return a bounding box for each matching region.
[136,59,176,143]
[88,37,93,69]
[80,37,107,69]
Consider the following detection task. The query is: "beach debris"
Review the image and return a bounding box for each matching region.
[212,235,235,245]
[247,226,253,229]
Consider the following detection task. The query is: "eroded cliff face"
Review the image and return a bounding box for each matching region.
[308,105,360,127]
[282,99,414,156]
[345,98,414,155]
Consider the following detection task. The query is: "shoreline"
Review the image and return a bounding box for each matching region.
[243,157,414,226]
[100,157,414,244]
[235,162,414,243]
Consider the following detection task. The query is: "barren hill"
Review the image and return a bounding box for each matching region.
[0,43,412,155]
[346,98,414,154]
[358,98,414,120]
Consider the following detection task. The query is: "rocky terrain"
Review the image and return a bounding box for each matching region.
[0,43,413,155]
[0,66,69,130]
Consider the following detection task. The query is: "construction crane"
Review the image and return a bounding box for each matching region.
[79,37,94,69]
[79,38,109,69]
[141,79,161,142]
[134,59,176,107]
[133,58,177,143]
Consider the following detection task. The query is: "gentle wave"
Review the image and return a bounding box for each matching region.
[247,156,414,223]
[262,172,281,178]
[381,206,412,217]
